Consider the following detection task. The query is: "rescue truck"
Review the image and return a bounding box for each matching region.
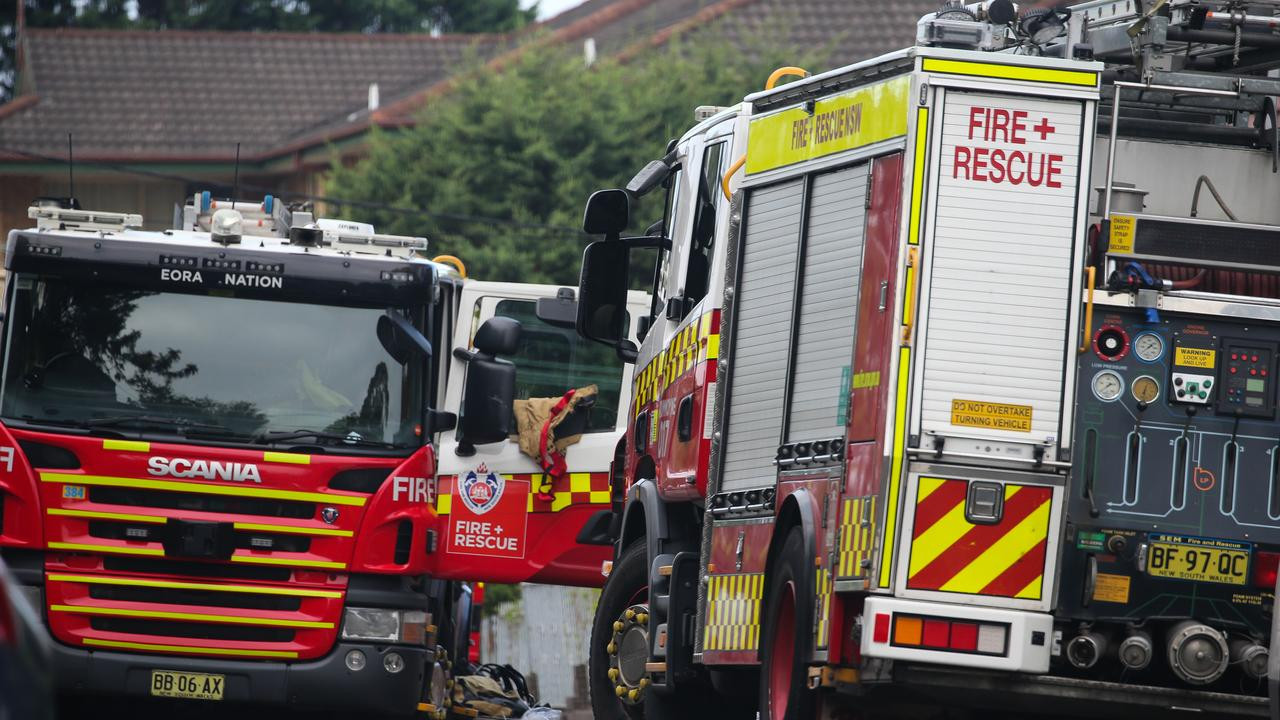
[575,1,1280,717]
[0,192,646,716]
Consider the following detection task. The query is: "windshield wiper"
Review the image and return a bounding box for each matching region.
[85,415,243,436]
[251,429,401,449]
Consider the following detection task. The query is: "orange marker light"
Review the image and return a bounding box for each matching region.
[894,616,923,646]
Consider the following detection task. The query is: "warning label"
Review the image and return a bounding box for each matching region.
[950,399,1033,433]
[1108,215,1136,254]
[1092,573,1131,604]
[1174,347,1216,369]
[448,477,528,559]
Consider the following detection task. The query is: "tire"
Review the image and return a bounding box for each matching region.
[758,526,815,720]
[589,539,649,720]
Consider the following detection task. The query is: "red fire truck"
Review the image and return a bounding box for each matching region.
[575,1,1280,718]
[0,193,645,716]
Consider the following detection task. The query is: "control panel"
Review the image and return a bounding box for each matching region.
[1216,340,1277,418]
[1064,308,1280,633]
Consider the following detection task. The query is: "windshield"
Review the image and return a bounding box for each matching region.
[0,274,426,449]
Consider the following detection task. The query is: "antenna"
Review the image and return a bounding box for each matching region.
[232,142,241,201]
[67,133,74,200]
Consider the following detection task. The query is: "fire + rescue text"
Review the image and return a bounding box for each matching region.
[953,106,1064,188]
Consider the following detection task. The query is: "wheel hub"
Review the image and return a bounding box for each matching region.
[607,603,651,705]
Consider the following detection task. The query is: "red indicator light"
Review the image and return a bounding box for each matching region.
[950,622,979,651]
[1251,369,1258,376]
[873,613,890,644]
[1233,354,1239,360]
[1253,551,1280,589]
[1231,367,1238,374]
[1253,355,1260,362]
[922,619,949,648]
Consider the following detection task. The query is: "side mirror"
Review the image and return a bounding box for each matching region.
[626,159,672,197]
[455,317,521,454]
[583,189,630,236]
[536,287,578,329]
[577,239,630,348]
[378,312,432,364]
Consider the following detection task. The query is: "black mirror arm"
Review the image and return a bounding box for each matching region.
[621,235,672,252]
[385,310,433,358]
[452,347,477,363]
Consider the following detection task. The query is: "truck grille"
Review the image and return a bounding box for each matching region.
[103,556,292,582]
[89,486,314,518]
[46,571,344,660]
[90,618,296,643]
[23,430,383,661]
[88,583,303,611]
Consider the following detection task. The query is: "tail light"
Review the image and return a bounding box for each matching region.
[1252,551,1280,588]
[885,613,1008,656]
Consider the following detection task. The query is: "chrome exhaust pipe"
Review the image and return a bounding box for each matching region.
[1167,621,1229,685]
[1118,629,1153,671]
[1066,629,1108,669]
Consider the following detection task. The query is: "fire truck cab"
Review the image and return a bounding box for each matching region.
[0,193,645,716]
[577,1,1280,718]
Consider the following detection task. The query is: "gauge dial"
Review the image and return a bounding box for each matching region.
[1134,333,1165,363]
[1093,370,1124,402]
[1132,375,1160,403]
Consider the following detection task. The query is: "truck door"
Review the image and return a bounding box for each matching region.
[434,281,647,587]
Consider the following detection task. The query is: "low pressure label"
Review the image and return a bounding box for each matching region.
[1174,347,1216,369]
[950,399,1032,433]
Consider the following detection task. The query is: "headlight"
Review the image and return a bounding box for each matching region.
[341,607,434,645]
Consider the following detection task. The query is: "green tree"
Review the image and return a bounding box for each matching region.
[0,0,537,99]
[325,31,824,286]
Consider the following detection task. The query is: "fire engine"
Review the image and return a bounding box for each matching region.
[0,191,646,716]
[575,1,1280,717]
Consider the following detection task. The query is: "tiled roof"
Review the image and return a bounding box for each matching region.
[0,28,501,160]
[707,0,940,69]
[0,0,943,163]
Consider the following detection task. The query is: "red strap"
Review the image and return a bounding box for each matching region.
[537,389,577,500]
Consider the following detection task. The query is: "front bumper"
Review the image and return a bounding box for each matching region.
[52,639,430,716]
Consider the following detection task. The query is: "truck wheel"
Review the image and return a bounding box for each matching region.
[759,526,815,720]
[590,539,648,720]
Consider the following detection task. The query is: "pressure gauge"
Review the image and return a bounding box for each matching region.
[1132,375,1160,403]
[1134,333,1165,363]
[1093,370,1124,402]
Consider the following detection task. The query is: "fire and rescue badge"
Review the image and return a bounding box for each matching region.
[459,464,504,516]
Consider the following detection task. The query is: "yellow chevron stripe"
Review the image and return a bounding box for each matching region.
[83,638,298,659]
[908,484,1022,577]
[939,496,1051,595]
[50,604,333,629]
[916,476,948,504]
[40,472,366,507]
[47,574,343,598]
[1017,574,1045,600]
[907,500,969,576]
